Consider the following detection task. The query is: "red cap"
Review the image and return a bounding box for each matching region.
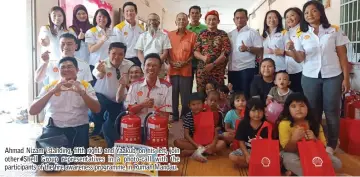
[205,10,220,21]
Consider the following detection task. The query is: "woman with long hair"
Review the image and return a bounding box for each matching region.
[262,10,287,72]
[287,0,350,155]
[38,6,75,61]
[283,7,303,93]
[70,4,92,64]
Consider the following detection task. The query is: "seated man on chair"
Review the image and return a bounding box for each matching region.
[29,57,101,151]
[123,53,172,146]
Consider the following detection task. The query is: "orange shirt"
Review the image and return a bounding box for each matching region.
[168,30,196,77]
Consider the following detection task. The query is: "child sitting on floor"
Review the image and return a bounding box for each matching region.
[229,98,269,167]
[266,71,292,105]
[204,90,224,131]
[278,93,342,176]
[223,92,246,144]
[174,92,226,162]
[217,85,231,114]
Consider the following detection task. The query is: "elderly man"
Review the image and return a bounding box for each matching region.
[35,33,93,84]
[91,42,134,146]
[113,1,145,67]
[29,57,100,150]
[135,13,171,78]
[187,5,207,89]
[124,53,172,144]
[228,9,263,99]
[168,13,196,121]
[194,10,231,92]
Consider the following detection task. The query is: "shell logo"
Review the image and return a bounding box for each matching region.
[261,157,271,167]
[312,156,323,167]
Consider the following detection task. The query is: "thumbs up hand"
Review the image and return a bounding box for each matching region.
[274,45,284,56]
[96,60,106,73]
[41,51,50,63]
[78,28,85,40]
[239,40,248,52]
[40,36,50,47]
[286,39,295,51]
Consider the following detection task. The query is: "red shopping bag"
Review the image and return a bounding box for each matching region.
[193,111,215,145]
[297,138,336,176]
[248,121,281,176]
[340,118,360,155]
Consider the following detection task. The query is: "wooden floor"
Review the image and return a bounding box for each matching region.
[2,122,360,176]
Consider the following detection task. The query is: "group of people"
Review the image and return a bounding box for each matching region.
[28,0,351,175]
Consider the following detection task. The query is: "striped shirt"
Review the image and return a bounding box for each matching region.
[183,112,195,137]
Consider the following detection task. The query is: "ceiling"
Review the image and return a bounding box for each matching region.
[156,0,255,31]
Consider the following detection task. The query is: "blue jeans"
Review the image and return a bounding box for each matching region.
[301,73,343,149]
[90,93,124,139]
[228,68,256,99]
[42,118,89,150]
[92,93,124,147]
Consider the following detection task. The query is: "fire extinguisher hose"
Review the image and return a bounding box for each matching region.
[115,111,129,137]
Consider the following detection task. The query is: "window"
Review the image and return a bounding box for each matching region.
[340,0,360,62]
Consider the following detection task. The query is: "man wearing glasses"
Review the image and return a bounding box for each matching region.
[34,33,93,84]
[90,42,134,144]
[29,57,100,151]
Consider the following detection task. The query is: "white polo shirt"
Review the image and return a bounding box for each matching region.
[285,24,303,74]
[228,26,263,71]
[263,29,287,71]
[113,20,145,58]
[85,26,116,66]
[294,25,350,78]
[37,80,98,128]
[38,25,76,61]
[41,58,93,84]
[124,78,172,127]
[93,59,134,102]
[134,29,172,57]
[75,40,90,64]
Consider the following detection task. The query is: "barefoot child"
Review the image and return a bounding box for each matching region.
[278,93,342,176]
[229,98,269,167]
[174,92,226,161]
[223,92,246,144]
[266,71,292,105]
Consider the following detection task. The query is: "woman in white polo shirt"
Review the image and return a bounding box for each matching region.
[38,6,75,62]
[262,10,287,72]
[288,1,350,154]
[283,7,303,93]
[85,9,115,85]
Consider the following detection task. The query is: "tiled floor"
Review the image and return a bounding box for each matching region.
[1,121,360,176]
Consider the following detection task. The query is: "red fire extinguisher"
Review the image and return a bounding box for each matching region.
[115,105,142,144]
[144,105,171,148]
[344,90,360,118]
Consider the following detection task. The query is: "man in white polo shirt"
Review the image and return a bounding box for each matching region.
[113,1,145,67]
[135,13,172,78]
[228,9,263,99]
[29,57,100,151]
[124,53,172,144]
[91,42,134,147]
[35,33,93,84]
